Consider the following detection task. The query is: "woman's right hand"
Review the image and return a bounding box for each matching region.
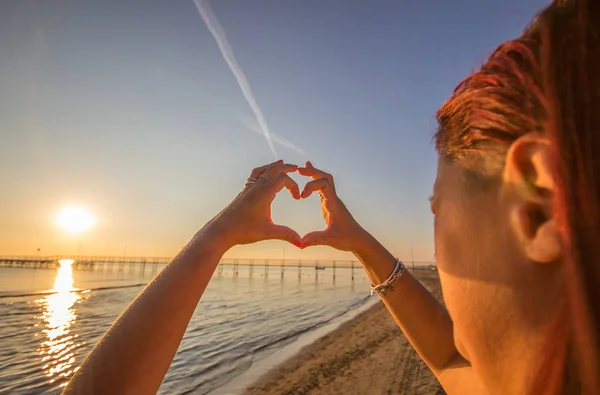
[197,160,303,251]
[298,161,370,252]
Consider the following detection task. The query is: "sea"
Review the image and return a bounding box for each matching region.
[0,260,373,394]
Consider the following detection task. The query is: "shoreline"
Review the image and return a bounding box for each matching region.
[219,270,445,395]
[211,294,379,395]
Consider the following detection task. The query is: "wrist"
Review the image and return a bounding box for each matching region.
[351,231,397,284]
[174,230,229,273]
[190,220,235,256]
[350,228,379,256]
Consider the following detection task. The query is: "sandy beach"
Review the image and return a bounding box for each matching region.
[246,270,446,395]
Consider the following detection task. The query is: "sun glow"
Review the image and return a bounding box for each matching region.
[55,206,94,234]
[37,259,81,387]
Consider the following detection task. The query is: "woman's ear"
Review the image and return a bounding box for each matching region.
[504,133,562,263]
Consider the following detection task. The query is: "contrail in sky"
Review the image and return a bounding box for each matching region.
[192,0,277,160]
[239,113,307,155]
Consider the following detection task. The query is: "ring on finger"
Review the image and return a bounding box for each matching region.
[259,173,270,182]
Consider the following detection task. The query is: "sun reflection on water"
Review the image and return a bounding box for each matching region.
[37,259,81,388]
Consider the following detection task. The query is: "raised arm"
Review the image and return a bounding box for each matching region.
[63,160,302,395]
[298,162,484,394]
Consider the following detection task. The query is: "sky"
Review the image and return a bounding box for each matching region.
[0,0,548,262]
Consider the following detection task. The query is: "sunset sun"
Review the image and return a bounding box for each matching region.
[54,205,95,234]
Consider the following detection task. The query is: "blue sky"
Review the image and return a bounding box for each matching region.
[0,0,548,261]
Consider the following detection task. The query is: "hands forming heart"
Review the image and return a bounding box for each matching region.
[203,160,367,253]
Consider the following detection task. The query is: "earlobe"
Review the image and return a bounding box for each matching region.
[512,206,562,263]
[505,133,562,264]
[525,218,562,263]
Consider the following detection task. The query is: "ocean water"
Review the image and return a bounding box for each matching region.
[0,261,371,394]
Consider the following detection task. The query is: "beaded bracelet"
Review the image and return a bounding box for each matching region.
[370,258,406,296]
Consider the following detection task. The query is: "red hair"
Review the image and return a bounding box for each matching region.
[435,0,600,393]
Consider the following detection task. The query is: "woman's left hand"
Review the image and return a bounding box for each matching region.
[197,160,302,251]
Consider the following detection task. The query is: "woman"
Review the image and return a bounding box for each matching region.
[64,0,599,394]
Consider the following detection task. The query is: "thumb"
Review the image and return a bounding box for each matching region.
[266,225,302,248]
[301,230,332,249]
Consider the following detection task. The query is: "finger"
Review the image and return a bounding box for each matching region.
[300,178,334,199]
[267,173,301,199]
[298,161,332,182]
[250,160,284,179]
[259,163,298,182]
[266,225,302,248]
[301,230,331,248]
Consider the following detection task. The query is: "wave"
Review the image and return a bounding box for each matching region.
[159,295,372,395]
[250,295,370,353]
[206,296,371,372]
[0,283,146,299]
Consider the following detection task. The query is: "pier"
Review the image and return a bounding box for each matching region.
[0,255,437,279]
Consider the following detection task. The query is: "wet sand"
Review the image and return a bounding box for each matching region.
[246,271,446,395]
